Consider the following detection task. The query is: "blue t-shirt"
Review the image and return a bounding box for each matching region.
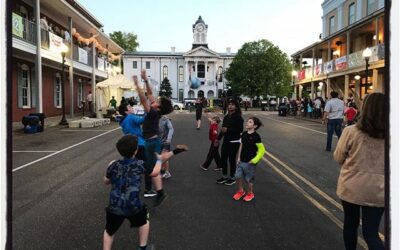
[106,158,145,216]
[120,114,146,146]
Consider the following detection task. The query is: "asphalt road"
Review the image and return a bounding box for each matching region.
[12,111,382,249]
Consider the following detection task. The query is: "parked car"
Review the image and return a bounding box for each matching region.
[172,100,185,110]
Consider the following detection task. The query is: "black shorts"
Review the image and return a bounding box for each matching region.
[105,207,149,236]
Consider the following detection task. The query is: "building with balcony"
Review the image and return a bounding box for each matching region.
[123,16,235,102]
[12,0,124,122]
[291,0,385,108]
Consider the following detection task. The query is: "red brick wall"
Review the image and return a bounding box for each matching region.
[12,58,94,122]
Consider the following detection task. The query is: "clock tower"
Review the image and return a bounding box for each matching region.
[192,16,208,49]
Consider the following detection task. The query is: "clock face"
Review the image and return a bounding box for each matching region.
[197,25,204,32]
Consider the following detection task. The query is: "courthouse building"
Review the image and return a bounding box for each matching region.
[12,0,123,122]
[123,16,236,102]
[291,0,385,107]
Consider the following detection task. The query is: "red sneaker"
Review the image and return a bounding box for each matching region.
[243,192,255,202]
[233,191,246,201]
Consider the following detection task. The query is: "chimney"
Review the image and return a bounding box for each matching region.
[226,47,231,55]
[171,47,176,53]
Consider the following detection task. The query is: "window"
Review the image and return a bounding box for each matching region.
[217,66,223,82]
[349,3,356,25]
[77,78,83,106]
[179,89,183,102]
[179,66,184,82]
[132,61,137,69]
[146,61,151,69]
[163,66,168,80]
[20,64,31,108]
[367,0,376,15]
[54,73,62,108]
[197,64,205,78]
[329,16,335,35]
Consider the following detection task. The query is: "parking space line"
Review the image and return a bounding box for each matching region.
[264,151,385,241]
[60,129,110,132]
[12,127,121,173]
[13,151,57,153]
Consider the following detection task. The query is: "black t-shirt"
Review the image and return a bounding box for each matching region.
[240,131,262,163]
[142,108,160,139]
[195,102,203,112]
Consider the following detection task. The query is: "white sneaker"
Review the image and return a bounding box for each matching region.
[162,171,172,179]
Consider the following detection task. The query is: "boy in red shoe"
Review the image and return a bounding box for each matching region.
[233,117,265,202]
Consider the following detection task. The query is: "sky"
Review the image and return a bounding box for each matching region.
[78,0,323,56]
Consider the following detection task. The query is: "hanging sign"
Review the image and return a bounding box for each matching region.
[12,13,23,38]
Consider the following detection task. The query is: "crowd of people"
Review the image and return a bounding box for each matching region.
[101,71,384,249]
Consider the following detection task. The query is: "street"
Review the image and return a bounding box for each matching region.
[12,111,382,249]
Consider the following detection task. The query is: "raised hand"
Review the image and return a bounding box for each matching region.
[140,69,148,82]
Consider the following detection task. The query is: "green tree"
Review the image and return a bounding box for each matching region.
[225,39,292,98]
[159,77,172,98]
[109,31,139,52]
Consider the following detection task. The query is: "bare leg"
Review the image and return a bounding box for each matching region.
[103,230,114,250]
[152,174,163,191]
[247,181,254,193]
[236,178,244,192]
[138,221,150,247]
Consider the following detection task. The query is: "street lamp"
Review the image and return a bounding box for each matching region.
[59,43,69,125]
[362,47,372,97]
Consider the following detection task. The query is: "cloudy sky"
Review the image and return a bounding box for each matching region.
[78,0,323,56]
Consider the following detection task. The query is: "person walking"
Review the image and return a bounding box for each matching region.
[322,91,345,151]
[216,99,244,186]
[333,93,385,250]
[232,117,265,202]
[195,97,203,130]
[200,115,222,171]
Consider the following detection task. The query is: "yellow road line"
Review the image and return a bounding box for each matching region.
[264,152,385,242]
[262,156,368,250]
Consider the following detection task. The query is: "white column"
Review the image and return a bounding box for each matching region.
[0,0,7,247]
[372,69,378,92]
[35,0,43,112]
[68,16,74,118]
[91,41,96,116]
[185,61,189,98]
[195,60,198,78]
[344,75,349,100]
[311,82,315,99]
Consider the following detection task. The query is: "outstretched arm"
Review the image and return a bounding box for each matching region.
[133,75,150,113]
[141,69,155,104]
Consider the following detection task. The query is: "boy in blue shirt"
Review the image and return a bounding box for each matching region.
[103,135,188,250]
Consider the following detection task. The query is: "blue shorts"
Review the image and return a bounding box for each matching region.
[235,161,256,182]
[144,137,161,172]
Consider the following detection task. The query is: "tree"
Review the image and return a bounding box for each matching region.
[109,31,139,52]
[159,77,172,98]
[225,39,292,98]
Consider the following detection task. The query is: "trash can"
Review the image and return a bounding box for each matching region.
[29,113,45,132]
[22,115,40,134]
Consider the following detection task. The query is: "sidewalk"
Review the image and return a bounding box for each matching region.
[12,114,89,132]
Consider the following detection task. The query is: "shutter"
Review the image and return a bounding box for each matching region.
[17,63,23,108]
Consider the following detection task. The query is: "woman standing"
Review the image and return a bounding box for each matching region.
[195,97,203,130]
[216,99,244,186]
[334,93,385,250]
